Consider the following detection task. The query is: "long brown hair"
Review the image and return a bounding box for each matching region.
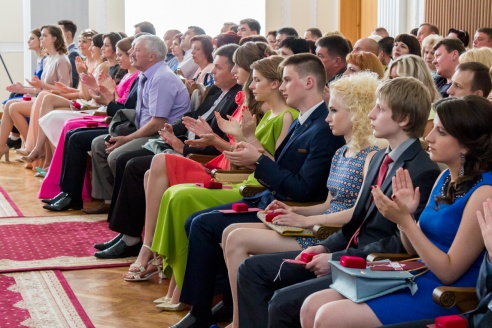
[434,96,492,205]
[233,42,276,123]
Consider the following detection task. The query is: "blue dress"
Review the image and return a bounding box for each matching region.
[295,145,378,248]
[367,170,491,324]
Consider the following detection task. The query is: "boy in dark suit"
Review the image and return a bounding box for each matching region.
[236,77,442,328]
[170,54,345,328]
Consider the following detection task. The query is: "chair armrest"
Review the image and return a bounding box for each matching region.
[366,253,414,262]
[239,185,266,197]
[313,224,343,240]
[186,153,216,164]
[433,286,478,313]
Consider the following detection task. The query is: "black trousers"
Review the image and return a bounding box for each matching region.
[107,148,154,237]
[60,127,108,202]
[237,251,330,328]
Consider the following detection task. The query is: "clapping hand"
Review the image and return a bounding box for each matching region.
[215,112,243,140]
[183,116,213,136]
[26,75,43,89]
[98,73,116,95]
[6,82,25,94]
[477,198,492,262]
[184,133,216,148]
[223,141,263,169]
[240,107,256,141]
[80,73,98,90]
[75,56,88,74]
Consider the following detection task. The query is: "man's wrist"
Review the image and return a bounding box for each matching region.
[255,154,264,165]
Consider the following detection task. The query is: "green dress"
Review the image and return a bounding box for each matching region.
[151,108,298,288]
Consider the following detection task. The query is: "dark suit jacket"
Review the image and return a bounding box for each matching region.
[106,77,139,117]
[467,254,492,327]
[320,139,441,259]
[254,102,345,203]
[68,44,81,88]
[162,83,241,157]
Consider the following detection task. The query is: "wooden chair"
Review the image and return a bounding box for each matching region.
[367,253,479,313]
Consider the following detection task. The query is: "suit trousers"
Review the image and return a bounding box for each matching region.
[180,199,264,315]
[237,251,329,328]
[90,134,151,200]
[107,148,154,237]
[60,127,108,201]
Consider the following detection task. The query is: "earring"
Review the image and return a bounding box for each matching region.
[459,153,465,177]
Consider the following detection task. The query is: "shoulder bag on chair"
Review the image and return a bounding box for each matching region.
[329,259,427,303]
[108,108,137,137]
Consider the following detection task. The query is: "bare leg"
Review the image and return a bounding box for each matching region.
[126,154,170,272]
[9,100,33,145]
[301,289,382,328]
[32,94,70,152]
[224,226,303,328]
[0,100,19,160]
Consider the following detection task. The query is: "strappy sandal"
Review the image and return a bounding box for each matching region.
[123,244,163,282]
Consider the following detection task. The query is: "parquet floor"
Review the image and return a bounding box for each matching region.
[0,149,188,327]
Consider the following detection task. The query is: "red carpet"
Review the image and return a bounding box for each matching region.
[0,215,135,273]
[0,270,94,327]
[0,185,23,217]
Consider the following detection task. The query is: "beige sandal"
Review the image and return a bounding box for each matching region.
[123,244,163,282]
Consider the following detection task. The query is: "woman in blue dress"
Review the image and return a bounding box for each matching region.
[300,95,492,327]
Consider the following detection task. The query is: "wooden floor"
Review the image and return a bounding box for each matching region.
[0,149,188,328]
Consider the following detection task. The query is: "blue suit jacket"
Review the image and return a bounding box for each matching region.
[68,44,81,88]
[253,102,345,203]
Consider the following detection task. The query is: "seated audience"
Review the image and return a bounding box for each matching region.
[301,95,492,327]
[235,77,440,328]
[220,22,237,34]
[171,53,345,328]
[58,20,81,88]
[0,25,71,162]
[163,29,181,64]
[185,35,214,88]
[315,35,350,83]
[169,33,185,72]
[274,27,299,49]
[266,30,277,48]
[83,35,190,214]
[372,27,390,38]
[447,62,492,98]
[213,31,241,50]
[221,71,380,328]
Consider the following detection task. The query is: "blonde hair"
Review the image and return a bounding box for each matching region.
[346,52,385,78]
[421,34,443,56]
[384,54,441,102]
[377,77,431,139]
[460,47,492,68]
[323,30,345,38]
[329,71,380,153]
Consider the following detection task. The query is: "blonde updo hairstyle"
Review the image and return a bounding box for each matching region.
[328,71,380,153]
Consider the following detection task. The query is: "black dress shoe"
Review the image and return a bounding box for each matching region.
[94,233,123,250]
[211,301,233,323]
[169,312,212,328]
[94,239,142,259]
[7,137,22,149]
[43,196,83,211]
[42,192,69,205]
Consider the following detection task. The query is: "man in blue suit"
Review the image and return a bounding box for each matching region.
[170,54,345,328]
[58,20,81,88]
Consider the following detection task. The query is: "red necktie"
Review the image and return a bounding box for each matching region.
[346,154,393,248]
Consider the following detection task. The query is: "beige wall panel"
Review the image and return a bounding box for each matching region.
[0,0,23,42]
[0,54,24,104]
[316,0,339,34]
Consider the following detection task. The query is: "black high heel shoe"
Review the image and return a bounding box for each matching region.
[43,195,83,211]
[41,192,68,205]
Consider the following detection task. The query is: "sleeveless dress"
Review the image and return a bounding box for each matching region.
[295,145,378,249]
[151,108,299,288]
[367,170,491,325]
